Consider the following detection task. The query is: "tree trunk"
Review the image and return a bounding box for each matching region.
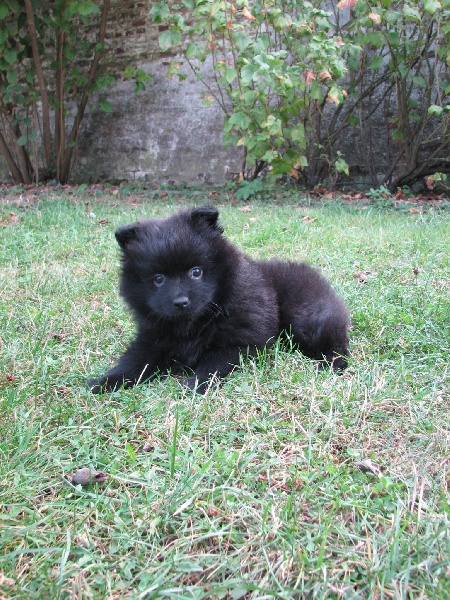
[24,0,53,172]
[59,0,110,184]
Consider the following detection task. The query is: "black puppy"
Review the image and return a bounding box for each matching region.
[89,206,349,393]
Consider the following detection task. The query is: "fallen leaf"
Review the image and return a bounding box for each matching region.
[67,468,108,487]
[353,270,369,282]
[0,212,18,226]
[301,215,318,223]
[355,459,381,476]
[238,205,252,213]
[75,534,90,548]
[412,267,419,276]
[207,505,221,517]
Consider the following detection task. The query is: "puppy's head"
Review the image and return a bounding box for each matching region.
[114,206,230,322]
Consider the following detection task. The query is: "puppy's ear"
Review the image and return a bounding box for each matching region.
[115,223,139,249]
[190,206,223,231]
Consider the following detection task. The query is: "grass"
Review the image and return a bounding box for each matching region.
[0,186,449,599]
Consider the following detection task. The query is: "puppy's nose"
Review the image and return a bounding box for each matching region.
[173,296,190,310]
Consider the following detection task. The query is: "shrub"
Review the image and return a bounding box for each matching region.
[152,0,450,190]
[0,0,152,184]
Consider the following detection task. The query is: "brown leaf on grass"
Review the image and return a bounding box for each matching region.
[353,270,369,282]
[142,439,156,452]
[238,205,252,213]
[301,215,318,223]
[56,386,72,397]
[67,468,108,487]
[75,534,90,548]
[0,212,18,226]
[355,459,381,476]
[412,267,419,277]
[207,505,221,517]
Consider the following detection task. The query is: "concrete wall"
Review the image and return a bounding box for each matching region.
[75,63,243,185]
[76,0,244,185]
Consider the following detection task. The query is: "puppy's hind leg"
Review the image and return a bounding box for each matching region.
[290,307,350,372]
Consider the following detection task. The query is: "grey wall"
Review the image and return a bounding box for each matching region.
[75,62,243,185]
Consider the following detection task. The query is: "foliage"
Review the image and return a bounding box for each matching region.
[151,0,354,185]
[340,0,450,191]
[0,1,152,184]
[151,0,450,190]
[1,191,449,597]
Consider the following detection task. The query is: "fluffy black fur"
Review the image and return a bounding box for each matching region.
[89,206,349,394]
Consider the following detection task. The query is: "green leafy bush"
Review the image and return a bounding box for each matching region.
[152,0,450,190]
[0,1,152,184]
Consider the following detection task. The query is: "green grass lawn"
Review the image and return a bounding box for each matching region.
[1,186,449,599]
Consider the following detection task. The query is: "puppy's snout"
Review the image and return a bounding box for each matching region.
[173,296,190,310]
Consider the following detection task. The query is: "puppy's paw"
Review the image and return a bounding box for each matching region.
[331,355,348,371]
[87,376,124,394]
[87,377,108,394]
[317,354,348,373]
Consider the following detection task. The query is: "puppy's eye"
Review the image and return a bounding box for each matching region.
[189,267,202,279]
[153,274,165,287]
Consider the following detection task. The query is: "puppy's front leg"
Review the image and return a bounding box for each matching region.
[88,335,159,393]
